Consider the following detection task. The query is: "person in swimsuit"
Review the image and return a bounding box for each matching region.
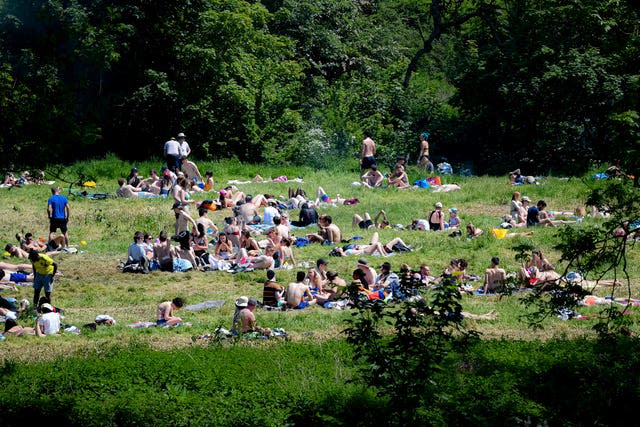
[156,297,184,326]
[428,202,445,231]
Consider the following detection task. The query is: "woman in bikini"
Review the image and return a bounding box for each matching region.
[214,233,234,261]
[240,229,261,256]
[428,202,445,231]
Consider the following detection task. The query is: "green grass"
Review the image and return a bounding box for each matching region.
[1,156,639,363]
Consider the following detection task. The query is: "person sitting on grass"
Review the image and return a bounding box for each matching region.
[286,271,317,309]
[36,302,61,336]
[156,297,184,327]
[447,208,461,229]
[232,297,271,336]
[361,164,385,188]
[482,257,506,294]
[262,270,285,309]
[387,164,410,189]
[307,215,342,244]
[428,202,446,231]
[290,202,319,227]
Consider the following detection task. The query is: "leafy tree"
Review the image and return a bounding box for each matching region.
[521,180,640,337]
[344,273,479,423]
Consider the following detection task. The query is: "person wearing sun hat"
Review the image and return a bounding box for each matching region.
[447,207,461,229]
[176,132,191,162]
[232,297,271,336]
[428,202,445,231]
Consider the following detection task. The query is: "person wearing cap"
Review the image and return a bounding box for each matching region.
[177,132,191,161]
[156,297,185,327]
[164,136,181,172]
[28,250,57,309]
[173,201,198,235]
[35,302,61,336]
[286,271,317,309]
[447,207,461,229]
[428,202,445,231]
[47,186,70,248]
[235,297,271,336]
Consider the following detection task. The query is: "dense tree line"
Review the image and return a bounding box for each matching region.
[1,0,638,175]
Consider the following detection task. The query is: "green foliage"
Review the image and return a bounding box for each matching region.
[521,180,640,337]
[344,274,479,423]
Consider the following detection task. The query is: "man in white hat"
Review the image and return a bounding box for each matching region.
[177,132,191,162]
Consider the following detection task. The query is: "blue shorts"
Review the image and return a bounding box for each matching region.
[295,301,310,310]
[156,319,168,326]
[33,273,53,292]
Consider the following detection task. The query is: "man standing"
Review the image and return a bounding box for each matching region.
[47,186,69,247]
[360,131,377,173]
[164,136,181,172]
[29,250,58,309]
[177,132,191,162]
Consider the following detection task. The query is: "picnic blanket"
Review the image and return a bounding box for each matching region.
[184,300,225,312]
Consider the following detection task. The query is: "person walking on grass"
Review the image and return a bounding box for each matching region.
[29,250,57,309]
[47,186,69,247]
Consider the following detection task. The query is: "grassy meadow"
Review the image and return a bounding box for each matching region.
[1,156,637,363]
[2,156,640,426]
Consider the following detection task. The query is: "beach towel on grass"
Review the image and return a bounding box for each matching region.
[185,300,225,312]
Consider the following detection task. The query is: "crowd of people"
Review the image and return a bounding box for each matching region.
[0,130,619,340]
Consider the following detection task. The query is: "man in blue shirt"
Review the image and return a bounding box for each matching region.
[47,187,69,247]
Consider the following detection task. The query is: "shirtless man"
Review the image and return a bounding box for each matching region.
[307,215,341,244]
[172,202,198,235]
[156,297,184,326]
[237,195,260,226]
[196,208,218,237]
[286,271,317,309]
[360,131,377,173]
[482,257,506,294]
[181,158,202,182]
[361,164,384,188]
[357,259,377,289]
